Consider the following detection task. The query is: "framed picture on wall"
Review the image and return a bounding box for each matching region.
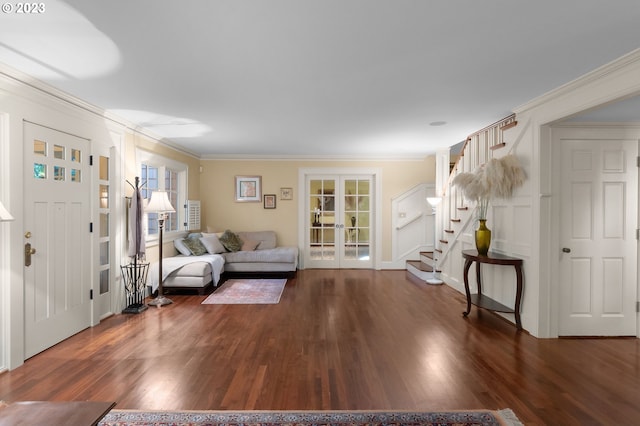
[264,194,276,209]
[280,187,293,200]
[235,176,262,202]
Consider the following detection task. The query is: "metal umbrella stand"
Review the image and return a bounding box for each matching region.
[121,260,149,313]
[122,177,149,314]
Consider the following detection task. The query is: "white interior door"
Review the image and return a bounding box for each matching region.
[24,122,92,358]
[305,175,373,269]
[559,138,637,336]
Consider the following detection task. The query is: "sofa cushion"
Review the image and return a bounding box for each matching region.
[200,234,225,254]
[222,246,298,264]
[174,238,192,256]
[219,229,243,252]
[182,238,208,256]
[237,231,277,250]
[241,239,260,251]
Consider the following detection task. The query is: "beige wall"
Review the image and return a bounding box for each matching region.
[199,158,435,262]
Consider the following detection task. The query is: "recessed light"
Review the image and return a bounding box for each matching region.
[429,121,447,126]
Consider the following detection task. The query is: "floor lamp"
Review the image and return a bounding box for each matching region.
[146,191,175,307]
[426,197,443,285]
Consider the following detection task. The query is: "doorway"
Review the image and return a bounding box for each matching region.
[300,169,381,269]
[23,122,92,358]
[553,126,638,336]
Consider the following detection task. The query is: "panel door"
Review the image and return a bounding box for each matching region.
[559,138,637,336]
[24,122,92,358]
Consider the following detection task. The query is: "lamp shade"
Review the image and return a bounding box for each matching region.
[426,197,442,207]
[0,200,14,222]
[146,191,175,214]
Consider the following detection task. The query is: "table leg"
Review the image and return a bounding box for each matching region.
[462,258,473,317]
[514,264,523,330]
[475,261,482,295]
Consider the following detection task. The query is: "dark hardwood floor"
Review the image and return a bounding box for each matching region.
[1,269,639,425]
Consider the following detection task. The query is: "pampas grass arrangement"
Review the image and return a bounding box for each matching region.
[452,154,526,219]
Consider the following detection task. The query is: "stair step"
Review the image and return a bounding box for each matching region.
[420,251,435,260]
[489,142,507,150]
[444,229,454,234]
[439,239,449,244]
[406,260,434,272]
[457,207,469,211]
[434,248,443,253]
[451,218,461,223]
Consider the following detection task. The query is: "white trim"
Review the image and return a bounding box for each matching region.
[0,112,11,372]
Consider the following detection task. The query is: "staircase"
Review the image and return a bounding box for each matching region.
[406,114,517,283]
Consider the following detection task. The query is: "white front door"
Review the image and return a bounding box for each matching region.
[24,122,92,358]
[559,137,637,336]
[305,175,373,269]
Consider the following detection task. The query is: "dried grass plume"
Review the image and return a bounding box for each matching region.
[452,154,526,218]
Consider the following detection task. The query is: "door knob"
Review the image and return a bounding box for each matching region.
[25,243,36,267]
[562,247,571,253]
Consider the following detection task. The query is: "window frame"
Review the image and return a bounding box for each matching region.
[136,149,188,244]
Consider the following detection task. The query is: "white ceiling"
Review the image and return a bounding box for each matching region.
[2,0,640,158]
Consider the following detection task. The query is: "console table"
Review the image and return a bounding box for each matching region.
[0,401,116,426]
[461,249,524,329]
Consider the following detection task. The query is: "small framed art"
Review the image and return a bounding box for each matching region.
[264,194,276,209]
[280,187,293,200]
[235,176,262,202]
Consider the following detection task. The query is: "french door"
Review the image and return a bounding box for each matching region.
[305,175,373,268]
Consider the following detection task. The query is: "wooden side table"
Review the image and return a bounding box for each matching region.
[461,249,524,329]
[0,401,116,426]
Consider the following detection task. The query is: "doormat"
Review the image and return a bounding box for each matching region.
[201,279,287,304]
[100,409,524,426]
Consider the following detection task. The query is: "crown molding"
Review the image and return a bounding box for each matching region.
[0,62,200,160]
[199,153,431,161]
[514,48,640,115]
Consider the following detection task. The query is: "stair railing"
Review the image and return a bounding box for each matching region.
[435,114,517,265]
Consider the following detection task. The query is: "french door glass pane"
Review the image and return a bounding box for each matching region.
[343,178,370,262]
[309,179,336,261]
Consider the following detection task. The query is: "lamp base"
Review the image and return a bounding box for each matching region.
[148,295,173,307]
[426,273,443,285]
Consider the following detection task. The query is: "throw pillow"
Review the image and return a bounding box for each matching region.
[174,238,192,256]
[219,229,243,252]
[182,237,208,256]
[200,234,225,254]
[241,239,260,251]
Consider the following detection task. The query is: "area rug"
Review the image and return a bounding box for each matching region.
[99,409,523,426]
[201,279,287,304]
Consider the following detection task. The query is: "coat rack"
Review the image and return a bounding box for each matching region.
[121,176,149,314]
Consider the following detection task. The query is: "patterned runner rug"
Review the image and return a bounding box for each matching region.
[100,409,523,426]
[201,279,287,304]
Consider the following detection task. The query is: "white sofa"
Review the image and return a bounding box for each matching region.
[222,231,298,274]
[152,230,298,294]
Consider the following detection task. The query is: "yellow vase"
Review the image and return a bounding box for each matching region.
[475,219,491,255]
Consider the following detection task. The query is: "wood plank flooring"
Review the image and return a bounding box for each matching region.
[1,269,639,425]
